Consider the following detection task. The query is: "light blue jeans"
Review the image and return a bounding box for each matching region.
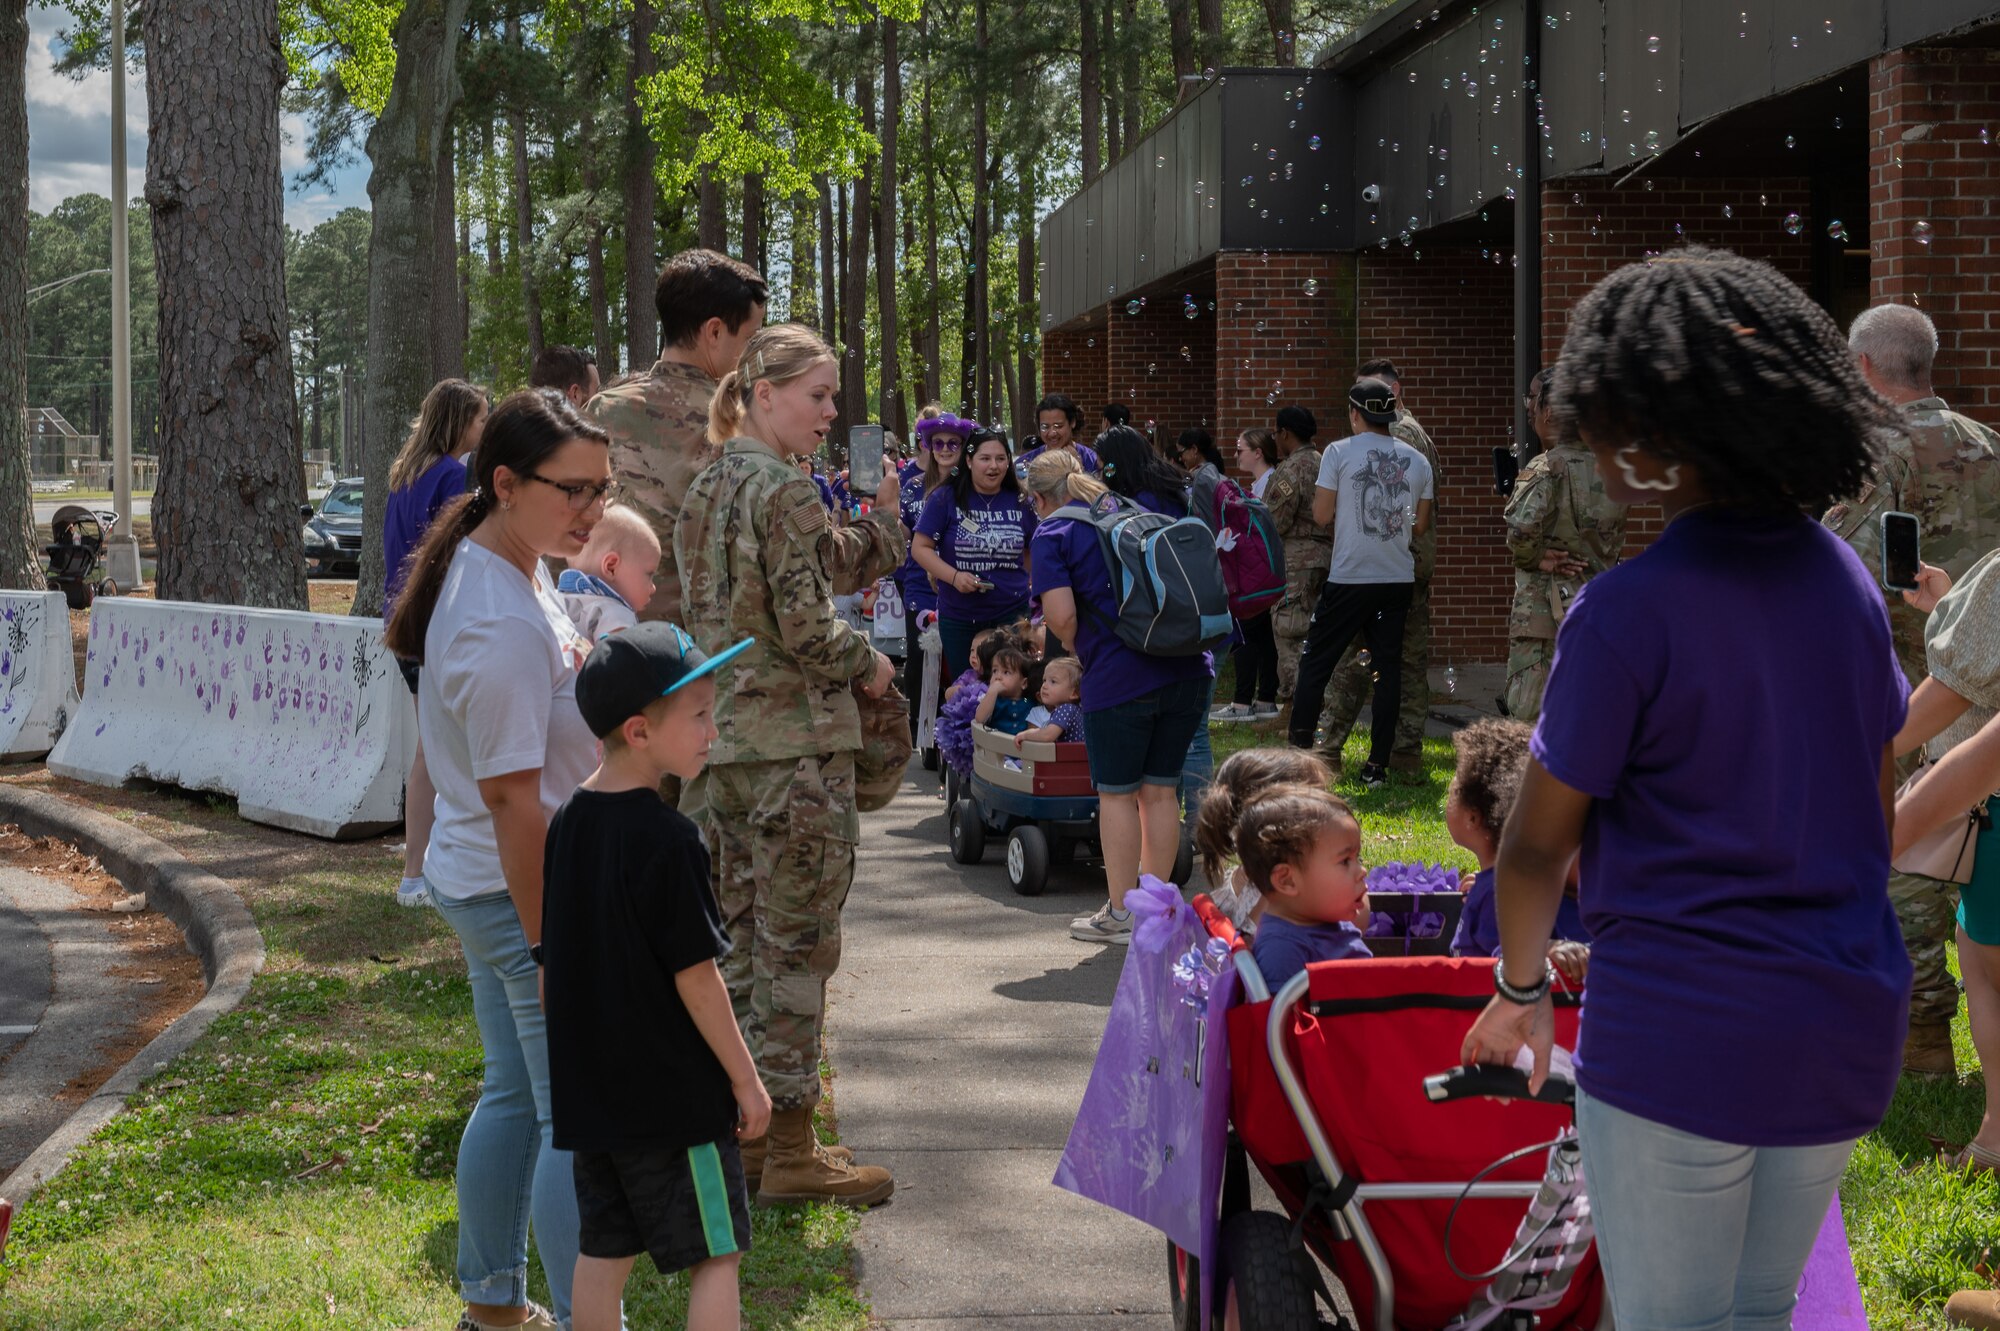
[434,889,581,1326]
[1179,677,1215,825]
[1577,1088,1854,1331]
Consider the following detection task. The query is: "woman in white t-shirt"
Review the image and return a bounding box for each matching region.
[384,388,612,1331]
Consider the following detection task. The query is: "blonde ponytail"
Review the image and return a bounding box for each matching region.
[708,370,747,445]
[1024,448,1109,508]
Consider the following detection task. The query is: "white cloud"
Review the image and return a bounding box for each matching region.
[24,3,370,228]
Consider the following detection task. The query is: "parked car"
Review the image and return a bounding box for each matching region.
[301,478,364,578]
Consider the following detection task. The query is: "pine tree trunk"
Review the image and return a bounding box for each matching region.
[743,172,763,271]
[1016,211,1034,441]
[876,16,902,437]
[1197,0,1221,60]
[972,0,990,424]
[1101,0,1118,165]
[430,116,465,380]
[508,15,542,372]
[623,0,658,371]
[841,60,873,445]
[1168,0,1195,98]
[0,0,41,589]
[1264,0,1293,63]
[143,0,307,608]
[1120,0,1140,144]
[790,200,817,324]
[817,173,837,347]
[352,0,468,616]
[921,23,940,403]
[584,120,614,376]
[1080,0,1100,183]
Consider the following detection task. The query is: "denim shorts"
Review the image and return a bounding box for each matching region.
[1082,675,1211,795]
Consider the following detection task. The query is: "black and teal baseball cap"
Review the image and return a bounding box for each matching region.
[575,622,753,737]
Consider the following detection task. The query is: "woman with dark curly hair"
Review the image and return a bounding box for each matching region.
[1460,248,1912,1331]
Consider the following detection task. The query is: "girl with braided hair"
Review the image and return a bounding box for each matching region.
[1460,248,1912,1330]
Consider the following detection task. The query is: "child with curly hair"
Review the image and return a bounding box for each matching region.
[1445,718,1589,958]
[1193,747,1336,932]
[1238,783,1373,989]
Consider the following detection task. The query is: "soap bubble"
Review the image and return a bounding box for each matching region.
[1646,34,1660,52]
[1785,135,1796,149]
[1722,204,1733,218]
[1266,147,1278,161]
[1308,135,1322,150]
[1914,219,1935,245]
[1782,211,1803,235]
[1827,219,1848,241]
[1155,155,1165,168]
[1180,346,1191,360]
[1125,299,1141,315]
[1303,278,1320,296]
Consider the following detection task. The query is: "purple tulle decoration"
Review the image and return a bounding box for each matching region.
[1171,936,1235,1013]
[937,670,986,776]
[1125,875,1190,952]
[1364,861,1462,940]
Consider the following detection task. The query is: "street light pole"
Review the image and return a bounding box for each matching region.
[106,0,141,588]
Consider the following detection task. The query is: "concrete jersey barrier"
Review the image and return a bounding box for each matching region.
[0,591,83,759]
[49,599,415,839]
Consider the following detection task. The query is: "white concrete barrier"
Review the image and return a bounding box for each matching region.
[0,591,84,760]
[49,599,416,839]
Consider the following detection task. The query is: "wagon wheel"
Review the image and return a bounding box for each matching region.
[1005,825,1050,897]
[949,798,985,865]
[1220,1211,1320,1331]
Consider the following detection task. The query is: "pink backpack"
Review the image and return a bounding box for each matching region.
[1201,475,1287,619]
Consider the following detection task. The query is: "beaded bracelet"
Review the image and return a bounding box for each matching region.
[1493,955,1555,1005]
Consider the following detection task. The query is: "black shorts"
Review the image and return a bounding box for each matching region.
[573,1138,752,1273]
[397,657,421,696]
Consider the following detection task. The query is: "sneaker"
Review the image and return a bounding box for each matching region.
[1357,763,1389,789]
[1070,903,1135,944]
[455,1302,559,1331]
[1250,701,1282,719]
[1210,702,1255,722]
[396,876,432,909]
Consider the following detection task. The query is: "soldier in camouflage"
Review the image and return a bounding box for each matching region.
[677,324,905,1207]
[1503,369,1626,722]
[585,249,769,630]
[1824,302,2000,1080]
[1266,406,1332,703]
[1314,361,1441,774]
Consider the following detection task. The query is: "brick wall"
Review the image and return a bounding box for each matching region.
[1870,47,2000,416]
[1104,279,1219,442]
[1357,244,1518,662]
[1213,252,1357,453]
[1040,326,1108,418]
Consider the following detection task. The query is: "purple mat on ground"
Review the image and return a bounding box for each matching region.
[1796,1196,1867,1329]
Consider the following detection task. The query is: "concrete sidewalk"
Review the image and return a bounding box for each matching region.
[829,767,1170,1329]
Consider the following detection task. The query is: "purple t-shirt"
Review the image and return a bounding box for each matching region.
[1450,866,1590,957]
[1046,701,1086,740]
[1251,916,1372,990]
[1016,442,1101,479]
[1029,501,1212,712]
[1533,508,1910,1147]
[915,486,1037,623]
[896,470,939,616]
[384,455,469,613]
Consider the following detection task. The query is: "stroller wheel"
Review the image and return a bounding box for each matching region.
[1005,825,1050,896]
[1221,1211,1319,1331]
[96,577,118,599]
[1167,1238,1203,1331]
[949,798,985,865]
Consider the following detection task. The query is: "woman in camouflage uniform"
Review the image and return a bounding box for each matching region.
[1501,370,1627,721]
[1265,405,1332,705]
[675,324,904,1207]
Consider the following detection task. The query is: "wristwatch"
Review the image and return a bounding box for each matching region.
[529,942,545,967]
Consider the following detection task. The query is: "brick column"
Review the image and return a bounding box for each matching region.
[1356,245,1517,663]
[1213,252,1356,459]
[1870,47,2000,416]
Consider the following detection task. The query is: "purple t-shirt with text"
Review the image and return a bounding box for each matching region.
[384,454,469,613]
[916,486,1037,623]
[1533,508,1910,1147]
[1029,501,1212,712]
[896,470,939,616]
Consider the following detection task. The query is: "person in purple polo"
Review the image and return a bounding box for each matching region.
[911,426,1038,678]
[1017,392,1101,478]
[1025,448,1212,946]
[1460,249,1912,1331]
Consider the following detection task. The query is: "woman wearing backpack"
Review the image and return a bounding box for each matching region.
[1027,449,1214,946]
[913,427,1039,678]
[1214,428,1282,721]
[1175,427,1230,534]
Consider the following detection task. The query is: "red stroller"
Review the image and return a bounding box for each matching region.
[1173,896,1604,1331]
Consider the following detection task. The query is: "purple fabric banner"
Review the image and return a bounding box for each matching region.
[1797,1196,1867,1330]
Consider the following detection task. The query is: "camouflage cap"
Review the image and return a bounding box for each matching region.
[853,680,914,812]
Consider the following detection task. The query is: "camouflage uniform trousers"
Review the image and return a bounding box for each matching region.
[682,751,859,1113]
[1317,582,1431,769]
[1504,636,1555,723]
[1891,869,1961,1027]
[1273,568,1324,704]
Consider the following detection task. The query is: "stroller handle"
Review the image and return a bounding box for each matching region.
[1423,1063,1577,1108]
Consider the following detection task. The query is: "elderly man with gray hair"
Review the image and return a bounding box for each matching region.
[1825,301,2000,1081]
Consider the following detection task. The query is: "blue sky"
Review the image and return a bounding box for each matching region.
[25,3,373,232]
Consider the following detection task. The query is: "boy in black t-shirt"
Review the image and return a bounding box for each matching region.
[543,623,768,1331]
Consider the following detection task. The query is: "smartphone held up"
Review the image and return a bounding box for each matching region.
[1880,511,1921,593]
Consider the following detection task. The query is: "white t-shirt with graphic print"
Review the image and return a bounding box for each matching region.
[1314,431,1435,585]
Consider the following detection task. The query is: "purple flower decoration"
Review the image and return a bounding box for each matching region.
[1170,935,1235,1013]
[1125,874,1190,953]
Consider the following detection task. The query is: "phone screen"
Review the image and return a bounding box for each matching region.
[1492,446,1519,496]
[1881,511,1921,592]
[848,424,886,503]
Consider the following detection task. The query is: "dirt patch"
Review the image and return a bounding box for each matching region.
[0,824,207,1102]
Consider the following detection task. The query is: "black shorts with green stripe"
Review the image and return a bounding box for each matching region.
[573,1137,752,1273]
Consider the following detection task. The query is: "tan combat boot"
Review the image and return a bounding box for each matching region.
[1904,1020,1958,1081]
[755,1107,894,1208]
[741,1130,851,1191]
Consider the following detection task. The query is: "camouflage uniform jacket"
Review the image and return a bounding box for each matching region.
[1391,409,1442,582]
[676,436,906,765]
[1825,396,2000,684]
[1503,443,1627,641]
[1265,444,1332,573]
[585,358,717,628]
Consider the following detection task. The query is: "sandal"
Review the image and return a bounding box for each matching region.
[1941,1141,2000,1177]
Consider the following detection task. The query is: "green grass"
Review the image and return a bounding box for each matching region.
[0,844,868,1330]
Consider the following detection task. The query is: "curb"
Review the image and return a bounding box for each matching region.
[0,785,266,1202]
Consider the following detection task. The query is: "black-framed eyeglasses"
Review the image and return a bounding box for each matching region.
[524,472,619,511]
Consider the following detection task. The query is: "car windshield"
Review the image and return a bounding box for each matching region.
[321,485,364,517]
